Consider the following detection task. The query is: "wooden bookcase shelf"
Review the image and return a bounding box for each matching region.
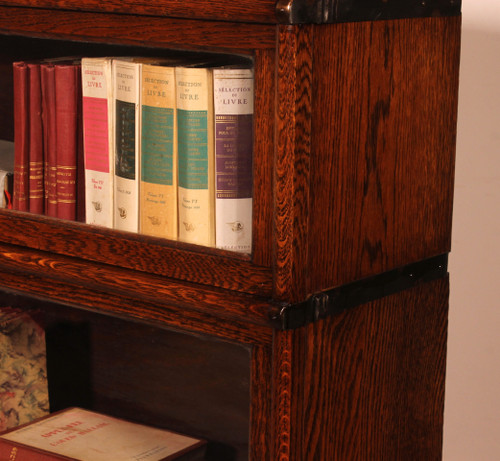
[0,1,461,460]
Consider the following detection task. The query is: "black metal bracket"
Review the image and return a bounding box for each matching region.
[275,0,461,25]
[271,253,448,330]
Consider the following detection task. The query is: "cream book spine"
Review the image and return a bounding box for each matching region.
[140,63,177,239]
[113,59,141,232]
[175,66,215,247]
[213,68,254,253]
[81,57,114,228]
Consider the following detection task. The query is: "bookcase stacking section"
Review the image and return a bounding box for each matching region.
[0,1,461,461]
[10,52,255,253]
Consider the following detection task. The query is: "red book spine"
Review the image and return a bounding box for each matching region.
[55,65,81,221]
[27,63,44,214]
[12,62,29,211]
[0,439,70,460]
[41,64,58,217]
[76,78,85,223]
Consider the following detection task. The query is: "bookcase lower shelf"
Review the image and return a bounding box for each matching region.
[0,273,449,461]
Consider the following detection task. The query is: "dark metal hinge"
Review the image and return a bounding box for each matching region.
[271,253,448,330]
[275,0,461,25]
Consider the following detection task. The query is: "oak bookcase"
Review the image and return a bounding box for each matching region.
[0,1,461,460]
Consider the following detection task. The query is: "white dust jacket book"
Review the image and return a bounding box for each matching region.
[81,57,114,228]
[175,66,215,247]
[113,59,141,232]
[213,67,254,253]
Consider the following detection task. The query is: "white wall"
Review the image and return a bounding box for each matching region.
[444,1,500,459]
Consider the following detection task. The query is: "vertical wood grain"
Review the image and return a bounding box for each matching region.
[272,329,294,461]
[293,277,449,460]
[252,49,275,267]
[250,346,272,461]
[275,25,313,302]
[308,17,461,291]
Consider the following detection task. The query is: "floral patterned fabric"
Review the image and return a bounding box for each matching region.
[0,307,49,431]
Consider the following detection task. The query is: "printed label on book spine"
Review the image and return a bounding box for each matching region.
[83,97,110,172]
[115,100,136,180]
[176,67,214,247]
[113,59,140,233]
[213,68,254,253]
[140,61,178,239]
[177,110,209,190]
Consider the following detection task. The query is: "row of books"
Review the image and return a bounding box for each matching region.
[12,56,254,253]
[0,307,205,460]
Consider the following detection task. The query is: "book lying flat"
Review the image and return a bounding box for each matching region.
[0,407,206,460]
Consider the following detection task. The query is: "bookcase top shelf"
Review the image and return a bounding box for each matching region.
[0,5,275,54]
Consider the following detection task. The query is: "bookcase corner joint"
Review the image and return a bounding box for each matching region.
[272,253,449,330]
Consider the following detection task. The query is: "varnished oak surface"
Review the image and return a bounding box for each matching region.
[0,0,277,24]
[307,16,461,290]
[274,26,313,303]
[286,277,449,460]
[0,242,276,345]
[0,6,275,53]
[0,210,273,295]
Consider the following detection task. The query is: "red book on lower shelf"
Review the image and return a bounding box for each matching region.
[0,407,207,460]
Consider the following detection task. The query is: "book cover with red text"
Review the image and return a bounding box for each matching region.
[0,407,206,460]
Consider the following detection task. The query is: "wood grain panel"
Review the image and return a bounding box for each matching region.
[0,269,274,347]
[0,243,276,342]
[250,346,272,461]
[272,329,293,461]
[308,17,461,291]
[0,0,277,24]
[293,277,449,460]
[251,49,275,268]
[274,25,313,302]
[0,210,272,295]
[0,6,275,53]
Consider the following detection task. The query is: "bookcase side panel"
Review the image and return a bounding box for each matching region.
[308,16,461,291]
[291,277,449,460]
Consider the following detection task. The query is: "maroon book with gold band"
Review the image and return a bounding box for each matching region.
[27,63,44,214]
[12,61,30,212]
[41,63,58,218]
[55,64,81,221]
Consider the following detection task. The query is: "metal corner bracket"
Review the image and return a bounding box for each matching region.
[271,254,448,330]
[275,0,462,25]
